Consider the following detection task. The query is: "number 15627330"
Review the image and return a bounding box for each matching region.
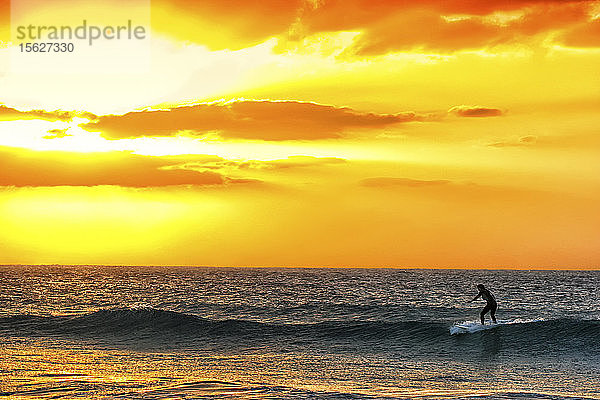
[19,42,74,52]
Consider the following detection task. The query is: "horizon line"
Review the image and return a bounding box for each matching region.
[0,264,598,271]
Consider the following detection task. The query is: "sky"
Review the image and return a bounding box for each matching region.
[0,0,599,268]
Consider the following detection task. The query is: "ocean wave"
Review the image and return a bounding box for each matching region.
[1,308,599,352]
[0,308,444,339]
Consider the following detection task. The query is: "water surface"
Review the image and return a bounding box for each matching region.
[1,267,598,399]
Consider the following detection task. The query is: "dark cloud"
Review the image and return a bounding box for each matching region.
[123,1,600,54]
[294,0,594,55]
[557,18,600,48]
[82,100,424,141]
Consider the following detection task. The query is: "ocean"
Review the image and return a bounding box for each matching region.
[0,266,598,399]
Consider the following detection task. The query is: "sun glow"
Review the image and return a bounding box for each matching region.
[0,0,598,267]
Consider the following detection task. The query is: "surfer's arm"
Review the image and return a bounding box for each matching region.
[470,293,482,302]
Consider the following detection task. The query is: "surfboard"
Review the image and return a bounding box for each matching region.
[449,318,545,335]
[450,319,514,335]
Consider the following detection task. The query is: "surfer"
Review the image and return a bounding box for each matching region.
[470,284,497,325]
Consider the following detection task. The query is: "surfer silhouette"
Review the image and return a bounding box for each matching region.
[470,284,497,325]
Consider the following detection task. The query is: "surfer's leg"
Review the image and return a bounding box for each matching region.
[480,305,490,325]
[490,304,497,323]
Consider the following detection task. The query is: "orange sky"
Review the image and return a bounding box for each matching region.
[0,0,599,268]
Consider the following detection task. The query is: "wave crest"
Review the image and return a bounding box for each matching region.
[1,308,598,352]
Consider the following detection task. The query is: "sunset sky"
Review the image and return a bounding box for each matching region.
[0,0,599,268]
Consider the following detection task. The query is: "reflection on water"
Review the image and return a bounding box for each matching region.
[480,330,502,359]
[2,344,597,399]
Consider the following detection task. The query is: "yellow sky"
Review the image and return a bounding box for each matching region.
[0,0,599,268]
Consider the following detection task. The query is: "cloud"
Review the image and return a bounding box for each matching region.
[117,1,600,55]
[292,0,594,55]
[239,156,347,170]
[0,147,254,187]
[0,105,72,122]
[153,0,304,50]
[360,177,451,188]
[82,100,423,141]
[0,105,96,122]
[558,18,600,48]
[0,0,8,41]
[43,129,72,140]
[166,156,347,175]
[449,105,504,117]
[487,135,537,147]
